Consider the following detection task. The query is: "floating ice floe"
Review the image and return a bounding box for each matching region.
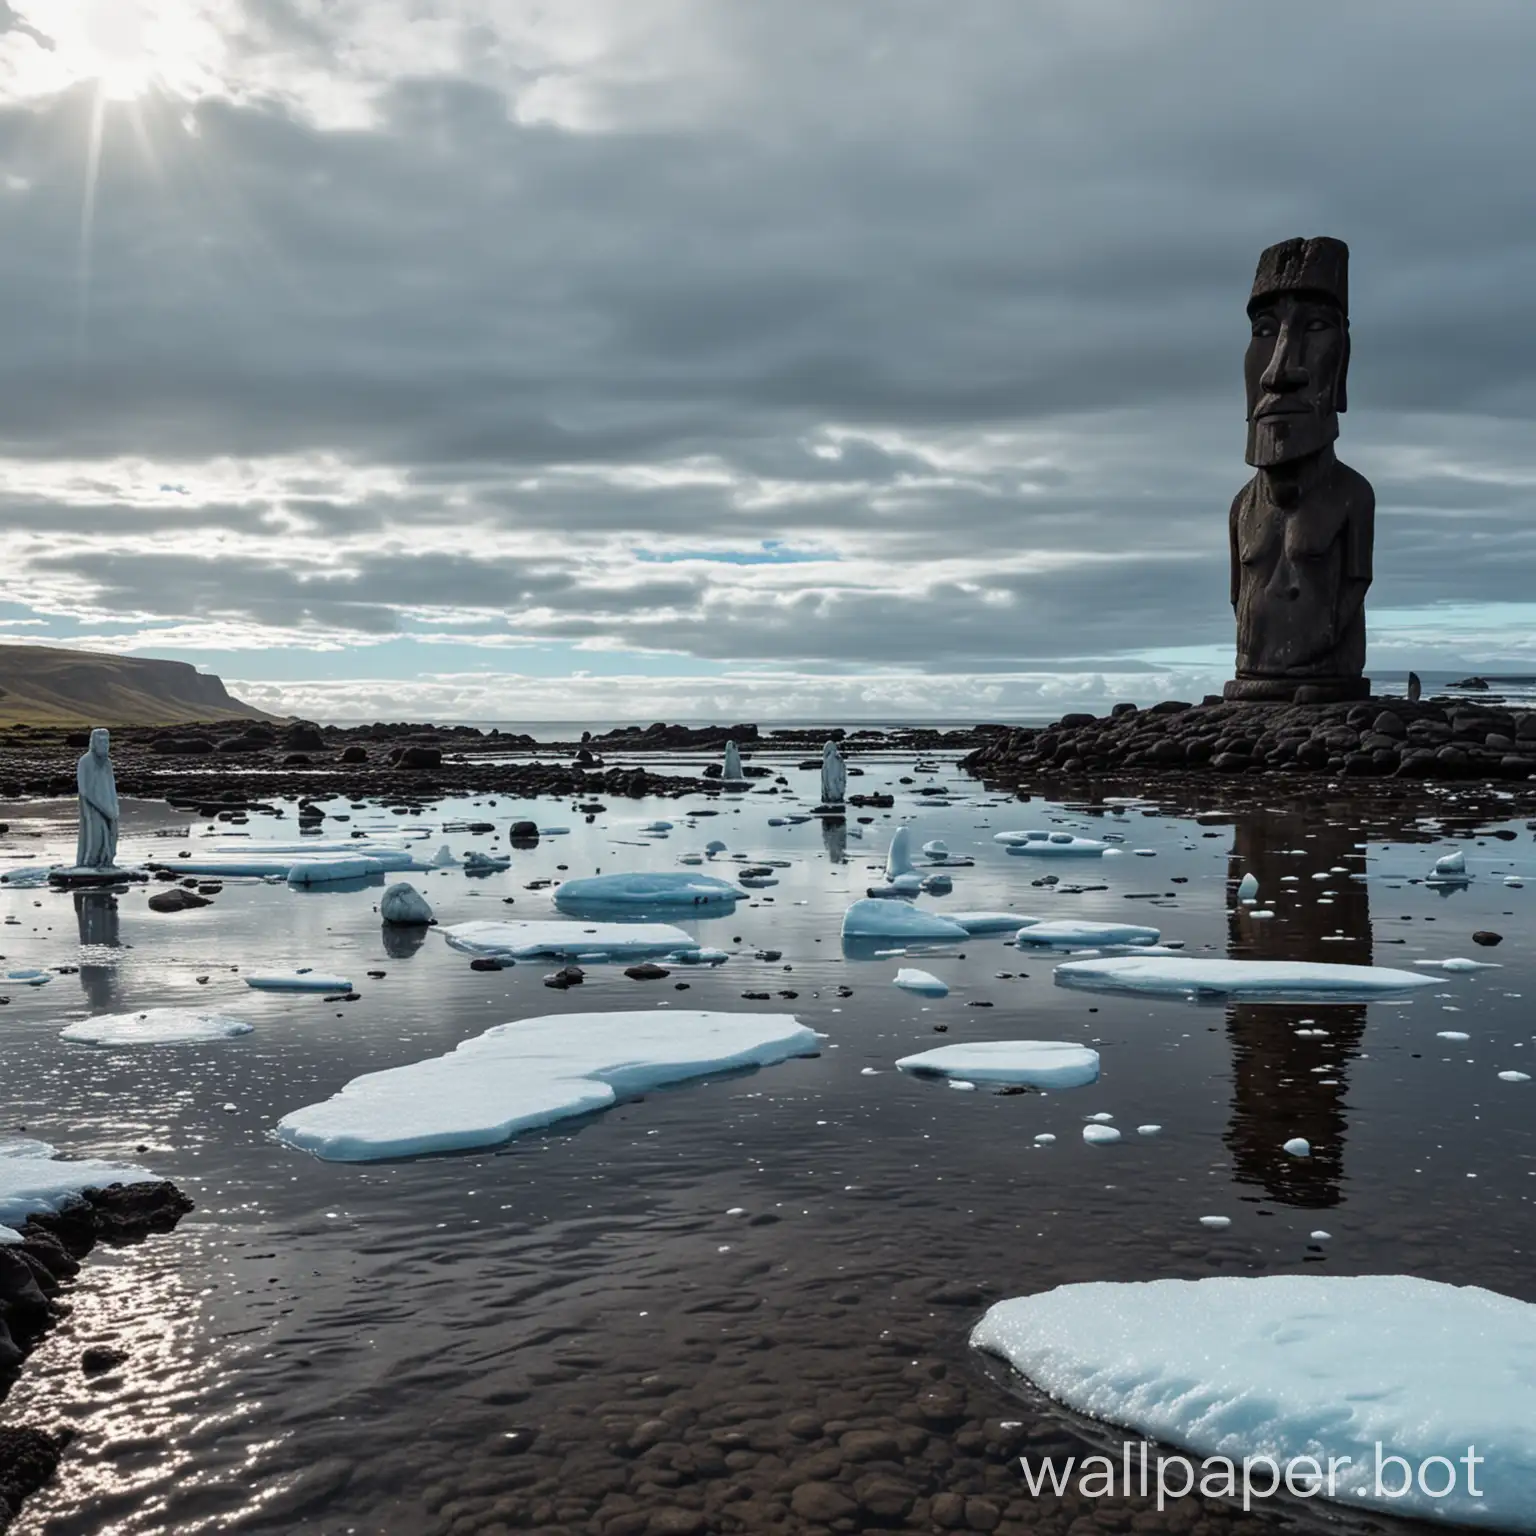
[1432,849,1467,876]
[287,855,387,887]
[1414,958,1501,972]
[443,918,707,963]
[995,831,1109,856]
[867,872,924,899]
[245,973,353,993]
[274,1009,822,1162]
[946,912,1032,935]
[0,1138,158,1232]
[553,871,745,911]
[61,1009,253,1046]
[1282,1136,1312,1157]
[1082,1124,1121,1145]
[1500,1070,1532,1083]
[1015,919,1161,949]
[3,968,51,987]
[893,967,949,997]
[971,1274,1536,1532]
[1054,955,1436,1001]
[840,899,969,944]
[896,1041,1099,1090]
[380,882,434,926]
[463,852,511,873]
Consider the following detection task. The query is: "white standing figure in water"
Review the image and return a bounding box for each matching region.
[820,739,846,806]
[75,727,120,870]
[722,739,743,781]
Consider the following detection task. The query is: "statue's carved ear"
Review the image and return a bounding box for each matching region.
[1336,325,1350,414]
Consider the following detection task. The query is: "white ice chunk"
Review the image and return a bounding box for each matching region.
[286,856,387,887]
[553,871,744,909]
[1282,1136,1312,1157]
[897,1041,1099,1089]
[840,899,969,943]
[947,911,1033,934]
[3,969,51,986]
[0,1138,158,1229]
[275,1009,821,1162]
[1433,849,1467,876]
[893,967,949,997]
[443,918,703,963]
[972,1274,1536,1532]
[1016,920,1161,949]
[995,831,1108,856]
[1054,955,1435,1000]
[1499,1070,1532,1083]
[1415,957,1501,972]
[1082,1124,1121,1145]
[922,839,949,857]
[885,825,916,880]
[1237,872,1260,902]
[61,1009,253,1046]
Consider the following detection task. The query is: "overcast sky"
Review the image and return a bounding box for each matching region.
[2,0,1535,721]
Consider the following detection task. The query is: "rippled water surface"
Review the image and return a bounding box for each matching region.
[2,751,1533,1535]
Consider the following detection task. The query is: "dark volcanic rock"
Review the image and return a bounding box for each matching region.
[147,888,212,913]
[0,1428,65,1533]
[962,696,1536,791]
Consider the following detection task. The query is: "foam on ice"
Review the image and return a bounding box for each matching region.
[274,1009,822,1161]
[972,1274,1536,1531]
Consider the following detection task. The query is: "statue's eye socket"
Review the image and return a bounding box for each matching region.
[1306,317,1332,331]
[1252,320,1276,337]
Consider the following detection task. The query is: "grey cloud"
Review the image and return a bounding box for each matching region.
[4,1,1535,681]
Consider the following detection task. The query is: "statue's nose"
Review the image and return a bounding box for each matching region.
[1261,358,1310,394]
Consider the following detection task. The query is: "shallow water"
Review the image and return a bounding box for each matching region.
[2,753,1533,1535]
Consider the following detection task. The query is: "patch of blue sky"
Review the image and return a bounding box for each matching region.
[634,540,833,565]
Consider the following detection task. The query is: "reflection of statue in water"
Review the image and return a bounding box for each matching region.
[74,890,123,1012]
[1224,237,1374,704]
[820,815,847,864]
[1224,802,1370,1208]
[75,728,121,870]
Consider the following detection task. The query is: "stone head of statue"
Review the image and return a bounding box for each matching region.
[89,727,111,758]
[1244,236,1351,469]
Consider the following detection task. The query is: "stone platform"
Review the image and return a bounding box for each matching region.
[963,695,1536,785]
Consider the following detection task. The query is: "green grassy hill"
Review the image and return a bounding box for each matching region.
[0,644,279,727]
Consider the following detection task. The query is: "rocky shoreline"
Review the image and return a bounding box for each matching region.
[963,695,1536,792]
[0,719,986,808]
[0,1181,194,1531]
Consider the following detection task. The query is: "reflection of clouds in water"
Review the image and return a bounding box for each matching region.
[3,1229,279,1533]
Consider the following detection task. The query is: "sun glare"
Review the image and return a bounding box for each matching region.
[5,0,224,103]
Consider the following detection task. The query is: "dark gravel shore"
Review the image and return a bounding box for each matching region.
[964,695,1536,804]
[0,1182,194,1532]
[0,719,987,808]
